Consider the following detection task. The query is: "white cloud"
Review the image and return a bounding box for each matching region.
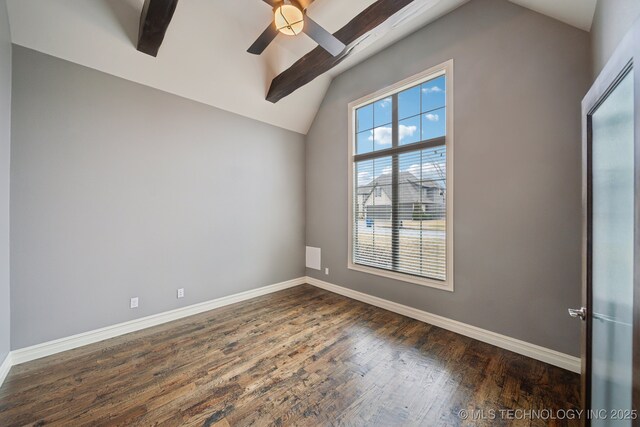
[377,97,392,108]
[357,171,371,186]
[368,127,391,147]
[399,125,417,142]
[368,124,417,146]
[382,166,392,175]
[424,113,439,122]
[422,86,443,94]
[406,162,444,180]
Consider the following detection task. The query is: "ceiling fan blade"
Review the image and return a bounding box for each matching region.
[302,15,345,57]
[247,23,279,55]
[261,0,280,7]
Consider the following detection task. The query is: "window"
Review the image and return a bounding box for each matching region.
[348,60,453,290]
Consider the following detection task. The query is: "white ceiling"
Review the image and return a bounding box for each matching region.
[6,0,469,134]
[5,0,596,134]
[509,0,597,31]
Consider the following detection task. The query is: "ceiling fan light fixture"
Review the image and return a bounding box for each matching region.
[274,4,304,36]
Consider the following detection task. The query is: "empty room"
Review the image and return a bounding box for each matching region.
[0,0,639,425]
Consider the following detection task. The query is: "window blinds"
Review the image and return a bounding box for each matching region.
[352,75,447,282]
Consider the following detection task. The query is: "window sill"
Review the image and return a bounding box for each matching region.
[347,262,454,292]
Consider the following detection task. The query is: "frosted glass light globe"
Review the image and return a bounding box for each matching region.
[274,5,304,36]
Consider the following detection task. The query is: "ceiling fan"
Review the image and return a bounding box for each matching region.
[247,0,346,57]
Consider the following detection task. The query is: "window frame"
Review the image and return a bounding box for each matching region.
[347,59,454,291]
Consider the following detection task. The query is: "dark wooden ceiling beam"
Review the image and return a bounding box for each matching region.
[266,0,420,103]
[137,0,180,57]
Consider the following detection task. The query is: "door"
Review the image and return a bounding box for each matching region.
[589,64,634,427]
[575,18,640,427]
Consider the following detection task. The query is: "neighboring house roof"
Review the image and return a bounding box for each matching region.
[360,171,443,205]
[357,186,372,196]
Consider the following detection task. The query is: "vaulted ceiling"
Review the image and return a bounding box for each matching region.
[5,0,597,134]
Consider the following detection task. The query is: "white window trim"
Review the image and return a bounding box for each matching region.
[347,59,454,292]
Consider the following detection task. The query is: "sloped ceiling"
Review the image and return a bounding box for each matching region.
[6,0,595,134]
[6,0,469,134]
[509,0,597,31]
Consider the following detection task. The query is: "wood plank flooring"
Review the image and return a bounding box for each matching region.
[0,284,580,426]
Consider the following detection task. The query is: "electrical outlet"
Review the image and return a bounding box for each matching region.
[130,297,139,309]
[325,267,329,275]
[177,288,185,299]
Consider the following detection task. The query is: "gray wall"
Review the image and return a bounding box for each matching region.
[0,0,11,363]
[10,46,305,349]
[591,0,640,78]
[306,0,590,356]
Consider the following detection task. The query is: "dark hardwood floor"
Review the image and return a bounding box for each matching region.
[0,284,580,426]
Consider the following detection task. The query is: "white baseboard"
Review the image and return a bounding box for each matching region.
[9,277,306,368]
[0,274,580,391]
[0,352,11,387]
[305,276,581,373]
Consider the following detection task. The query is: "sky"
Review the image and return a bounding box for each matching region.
[355,75,447,187]
[356,75,446,154]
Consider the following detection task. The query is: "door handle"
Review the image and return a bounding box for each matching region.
[568,307,587,320]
